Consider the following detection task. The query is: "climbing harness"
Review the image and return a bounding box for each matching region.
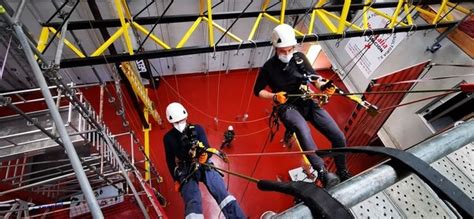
[286,77,380,116]
[176,125,229,185]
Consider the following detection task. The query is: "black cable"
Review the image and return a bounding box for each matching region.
[45,0,69,24]
[266,1,282,11]
[136,0,174,52]
[292,0,315,28]
[435,2,459,25]
[203,0,224,15]
[132,0,155,19]
[214,0,253,46]
[41,0,80,54]
[238,129,272,204]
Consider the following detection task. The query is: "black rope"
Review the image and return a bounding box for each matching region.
[132,0,155,19]
[203,0,225,15]
[136,0,174,52]
[41,0,80,54]
[238,129,272,204]
[214,0,254,46]
[266,1,282,11]
[45,0,69,24]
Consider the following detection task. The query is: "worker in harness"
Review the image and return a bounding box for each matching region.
[253,24,352,188]
[163,102,246,218]
[221,125,235,149]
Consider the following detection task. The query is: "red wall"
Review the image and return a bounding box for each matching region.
[79,68,380,218]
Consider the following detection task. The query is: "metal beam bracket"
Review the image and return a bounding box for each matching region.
[0,95,12,107]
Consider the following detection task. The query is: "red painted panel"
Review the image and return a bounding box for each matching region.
[343,61,430,146]
[75,67,380,218]
[0,66,385,217]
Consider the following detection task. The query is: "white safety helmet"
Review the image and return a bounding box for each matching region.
[165,102,188,123]
[228,125,234,131]
[271,24,297,48]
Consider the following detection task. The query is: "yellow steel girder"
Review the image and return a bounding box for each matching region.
[433,0,449,23]
[143,89,151,181]
[403,4,414,25]
[120,62,162,125]
[280,0,287,24]
[48,27,86,58]
[248,13,264,41]
[389,0,405,28]
[202,17,243,43]
[363,0,371,29]
[369,8,408,26]
[91,26,126,57]
[248,0,271,41]
[263,13,305,36]
[35,0,467,64]
[447,2,469,14]
[308,7,317,34]
[37,27,50,53]
[322,10,363,31]
[207,0,215,46]
[337,0,352,33]
[316,10,338,33]
[132,22,171,49]
[176,17,203,48]
[114,0,134,55]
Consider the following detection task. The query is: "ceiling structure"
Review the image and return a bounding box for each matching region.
[0,0,469,92]
[0,0,289,91]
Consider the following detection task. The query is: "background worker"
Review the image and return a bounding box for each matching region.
[221,125,235,149]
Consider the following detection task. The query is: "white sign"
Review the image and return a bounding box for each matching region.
[288,167,317,183]
[344,9,407,78]
[70,184,124,217]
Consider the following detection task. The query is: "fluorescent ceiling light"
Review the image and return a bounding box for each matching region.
[306,44,322,65]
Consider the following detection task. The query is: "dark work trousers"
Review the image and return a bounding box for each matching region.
[278,103,347,172]
[180,166,246,218]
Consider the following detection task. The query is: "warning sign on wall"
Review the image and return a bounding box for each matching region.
[344,9,407,78]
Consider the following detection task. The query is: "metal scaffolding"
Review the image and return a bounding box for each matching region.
[0,3,165,218]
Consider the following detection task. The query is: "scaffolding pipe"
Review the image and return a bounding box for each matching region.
[0,83,99,96]
[0,5,48,63]
[6,15,104,219]
[50,78,150,218]
[12,0,26,23]
[273,119,474,217]
[54,18,69,65]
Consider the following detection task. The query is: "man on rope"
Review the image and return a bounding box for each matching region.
[254,24,352,189]
[163,102,246,218]
[221,125,236,149]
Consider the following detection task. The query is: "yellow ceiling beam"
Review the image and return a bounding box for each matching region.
[132,22,171,49]
[48,27,86,58]
[91,26,126,57]
[202,17,243,43]
[337,0,352,33]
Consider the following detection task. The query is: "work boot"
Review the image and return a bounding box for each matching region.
[336,170,353,182]
[319,171,340,189]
